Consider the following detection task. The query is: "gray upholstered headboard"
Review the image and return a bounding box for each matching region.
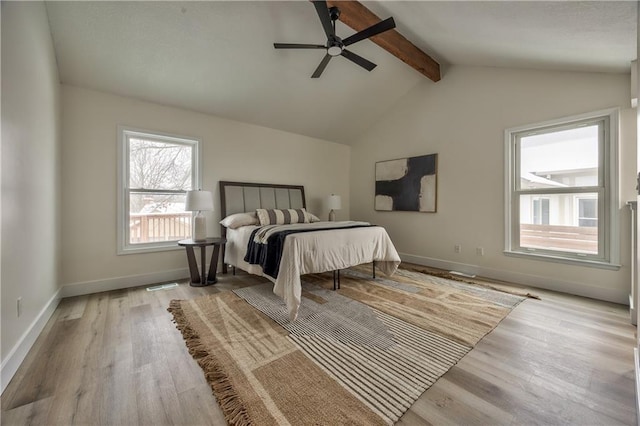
[219,181,306,217]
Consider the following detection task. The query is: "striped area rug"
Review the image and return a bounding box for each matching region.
[169,265,525,425]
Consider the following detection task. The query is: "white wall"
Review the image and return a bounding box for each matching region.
[351,66,636,304]
[60,86,350,292]
[1,1,61,387]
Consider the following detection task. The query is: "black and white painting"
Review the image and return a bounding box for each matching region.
[375,154,437,212]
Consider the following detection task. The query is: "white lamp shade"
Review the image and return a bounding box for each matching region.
[327,194,342,210]
[185,190,213,212]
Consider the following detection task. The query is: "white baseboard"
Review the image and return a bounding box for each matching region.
[60,267,190,298]
[400,252,629,305]
[1,289,62,394]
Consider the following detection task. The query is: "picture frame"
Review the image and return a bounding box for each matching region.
[375,153,438,212]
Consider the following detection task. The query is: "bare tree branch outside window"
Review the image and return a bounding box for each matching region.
[129,139,192,213]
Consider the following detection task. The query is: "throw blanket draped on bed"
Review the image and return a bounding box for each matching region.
[244,221,373,279]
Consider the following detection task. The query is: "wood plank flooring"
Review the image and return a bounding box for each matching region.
[1,268,636,425]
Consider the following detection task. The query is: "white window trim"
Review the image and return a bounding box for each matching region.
[504,108,620,270]
[117,125,203,255]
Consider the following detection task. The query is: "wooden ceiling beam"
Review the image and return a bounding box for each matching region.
[326,1,441,82]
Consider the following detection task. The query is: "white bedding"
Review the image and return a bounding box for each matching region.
[225,221,401,321]
[225,225,265,276]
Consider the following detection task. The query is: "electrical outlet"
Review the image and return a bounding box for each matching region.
[454,244,461,253]
[17,297,22,318]
[476,247,485,256]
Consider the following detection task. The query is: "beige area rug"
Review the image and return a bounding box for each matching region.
[168,265,528,425]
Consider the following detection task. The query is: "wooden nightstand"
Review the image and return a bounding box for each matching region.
[178,238,226,287]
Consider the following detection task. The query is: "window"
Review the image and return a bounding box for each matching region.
[577,198,598,227]
[505,109,619,268]
[117,127,201,254]
[532,198,550,225]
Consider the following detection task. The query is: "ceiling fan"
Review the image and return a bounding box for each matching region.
[274,1,396,78]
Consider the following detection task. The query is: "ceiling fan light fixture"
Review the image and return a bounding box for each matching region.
[327,45,342,56]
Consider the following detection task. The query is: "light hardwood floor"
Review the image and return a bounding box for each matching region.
[1,269,636,425]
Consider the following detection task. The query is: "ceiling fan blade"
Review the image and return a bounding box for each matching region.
[341,49,376,72]
[312,1,335,39]
[311,54,332,78]
[342,17,396,47]
[274,43,326,49]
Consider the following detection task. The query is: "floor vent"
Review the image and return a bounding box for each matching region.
[146,283,179,292]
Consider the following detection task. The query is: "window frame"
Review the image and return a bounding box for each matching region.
[504,108,620,269]
[117,126,202,255]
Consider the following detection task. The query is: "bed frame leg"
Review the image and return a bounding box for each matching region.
[373,261,376,279]
[232,266,236,276]
[333,270,341,290]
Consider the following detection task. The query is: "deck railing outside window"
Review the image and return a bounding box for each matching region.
[520,224,597,254]
[130,212,192,243]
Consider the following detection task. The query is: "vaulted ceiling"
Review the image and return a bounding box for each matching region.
[45,1,637,144]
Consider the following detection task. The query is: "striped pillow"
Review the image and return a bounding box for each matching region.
[256,208,311,226]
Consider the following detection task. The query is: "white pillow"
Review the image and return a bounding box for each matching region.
[220,212,259,229]
[308,212,321,223]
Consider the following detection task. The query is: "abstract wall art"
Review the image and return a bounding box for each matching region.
[375,153,438,212]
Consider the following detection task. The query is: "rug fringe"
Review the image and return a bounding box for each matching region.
[168,300,253,426]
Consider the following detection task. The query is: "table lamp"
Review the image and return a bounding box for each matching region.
[185,190,213,241]
[327,194,341,221]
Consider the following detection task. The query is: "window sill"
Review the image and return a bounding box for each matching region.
[503,250,621,271]
[117,243,184,255]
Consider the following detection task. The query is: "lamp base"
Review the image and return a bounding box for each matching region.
[193,211,207,241]
[328,210,336,222]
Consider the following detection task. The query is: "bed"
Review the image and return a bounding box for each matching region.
[219,181,401,320]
